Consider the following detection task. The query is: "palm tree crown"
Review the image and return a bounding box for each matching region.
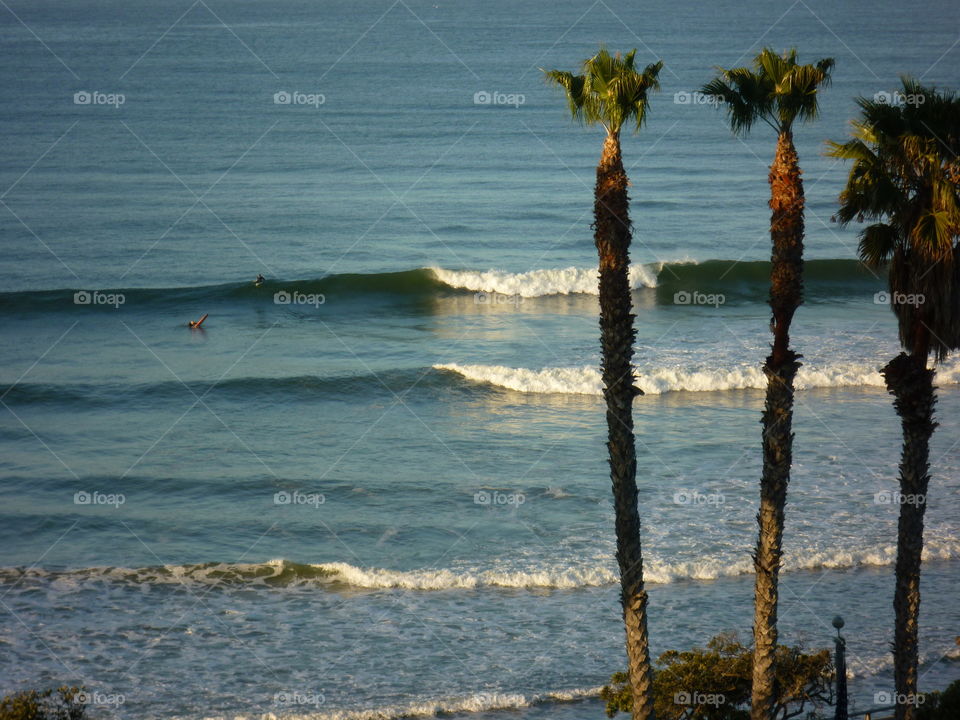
[544,47,662,135]
[701,47,834,134]
[828,78,960,360]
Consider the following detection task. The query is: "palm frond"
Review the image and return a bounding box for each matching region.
[829,79,960,358]
[543,69,585,121]
[701,47,833,135]
[543,47,662,135]
[858,223,898,267]
[700,76,760,134]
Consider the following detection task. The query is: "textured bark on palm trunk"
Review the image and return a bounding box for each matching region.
[752,131,804,720]
[882,352,936,720]
[595,131,654,720]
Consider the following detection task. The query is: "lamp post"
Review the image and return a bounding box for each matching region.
[833,615,848,720]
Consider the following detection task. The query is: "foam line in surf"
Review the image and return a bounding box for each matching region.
[434,359,960,395]
[0,258,883,310]
[429,264,659,296]
[5,539,958,591]
[172,686,603,720]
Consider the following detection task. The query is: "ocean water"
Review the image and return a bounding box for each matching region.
[1,1,959,719]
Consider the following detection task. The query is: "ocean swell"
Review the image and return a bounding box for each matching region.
[0,259,882,311]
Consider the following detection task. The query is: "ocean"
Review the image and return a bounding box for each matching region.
[1,0,959,718]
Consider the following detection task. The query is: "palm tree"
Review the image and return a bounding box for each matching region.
[700,48,834,720]
[828,78,960,720]
[544,48,662,720]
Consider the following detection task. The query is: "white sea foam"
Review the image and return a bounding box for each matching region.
[211,686,602,720]
[315,538,960,590]
[8,540,958,592]
[314,561,618,590]
[429,265,659,296]
[844,643,960,678]
[435,364,604,395]
[643,541,960,584]
[434,360,960,396]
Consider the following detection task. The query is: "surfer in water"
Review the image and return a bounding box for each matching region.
[255,274,265,287]
[188,313,208,329]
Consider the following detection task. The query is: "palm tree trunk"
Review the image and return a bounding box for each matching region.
[882,352,936,720]
[752,131,804,720]
[595,130,654,720]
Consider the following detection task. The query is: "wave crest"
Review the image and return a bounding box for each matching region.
[429,265,659,297]
[6,540,958,593]
[317,562,617,590]
[0,259,881,310]
[188,687,602,720]
[434,361,960,396]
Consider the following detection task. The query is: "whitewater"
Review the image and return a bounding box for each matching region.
[434,359,960,396]
[430,265,661,296]
[9,536,960,591]
[0,258,882,310]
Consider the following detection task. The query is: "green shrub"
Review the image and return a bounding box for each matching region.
[600,633,833,719]
[916,678,960,720]
[0,688,86,720]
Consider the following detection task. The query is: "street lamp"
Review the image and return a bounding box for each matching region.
[833,615,847,720]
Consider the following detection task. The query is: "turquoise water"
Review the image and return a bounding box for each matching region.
[1,1,959,718]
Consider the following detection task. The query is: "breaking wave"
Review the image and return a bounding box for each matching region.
[434,360,960,395]
[178,687,602,720]
[0,259,881,311]
[5,539,957,593]
[430,264,659,296]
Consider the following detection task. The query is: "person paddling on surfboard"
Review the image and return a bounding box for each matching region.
[188,313,208,329]
[255,274,265,287]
